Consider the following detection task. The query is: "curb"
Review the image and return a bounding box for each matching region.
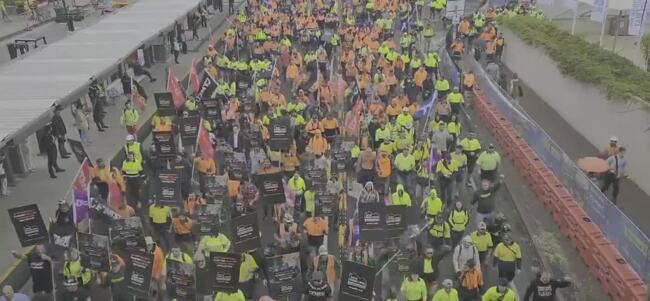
[0,18,55,42]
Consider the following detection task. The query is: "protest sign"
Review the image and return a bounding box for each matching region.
[196,72,217,100]
[204,175,228,197]
[180,115,201,147]
[339,261,376,301]
[268,117,292,151]
[89,197,122,220]
[125,250,154,298]
[231,213,261,253]
[266,252,302,298]
[8,204,48,247]
[385,205,407,238]
[78,232,110,272]
[67,139,91,166]
[153,131,176,159]
[110,217,145,251]
[332,140,354,172]
[303,166,327,188]
[358,203,385,242]
[254,172,286,204]
[193,204,221,235]
[315,190,338,216]
[201,98,222,124]
[49,222,76,251]
[209,252,241,293]
[224,151,247,181]
[166,260,196,300]
[158,170,181,206]
[154,92,175,116]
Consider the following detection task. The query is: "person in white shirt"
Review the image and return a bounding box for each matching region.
[602,146,628,204]
[453,236,480,274]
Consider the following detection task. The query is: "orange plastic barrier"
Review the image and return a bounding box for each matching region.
[471,86,647,301]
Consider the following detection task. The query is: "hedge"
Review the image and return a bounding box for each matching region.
[497,15,650,103]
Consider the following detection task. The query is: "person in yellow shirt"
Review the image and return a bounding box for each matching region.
[470,222,493,264]
[394,148,416,192]
[429,214,451,249]
[421,188,443,218]
[148,199,171,250]
[239,252,259,299]
[432,279,460,301]
[482,278,516,301]
[214,289,245,301]
[391,184,412,207]
[436,153,458,206]
[451,145,467,199]
[493,234,522,282]
[401,267,427,301]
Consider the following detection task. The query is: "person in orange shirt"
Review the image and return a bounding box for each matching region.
[320,112,339,142]
[171,213,193,251]
[281,149,300,176]
[92,158,111,201]
[227,174,241,201]
[376,151,392,195]
[183,193,207,215]
[113,198,135,218]
[307,130,329,156]
[462,71,476,94]
[305,115,322,136]
[303,215,328,249]
[414,66,428,89]
[386,98,402,121]
[286,63,299,90]
[313,246,338,291]
[458,18,471,38]
[318,81,333,106]
[193,154,216,194]
[451,38,465,58]
[145,236,165,294]
[485,38,497,62]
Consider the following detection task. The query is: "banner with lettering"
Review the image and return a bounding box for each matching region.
[154,92,176,116]
[339,261,376,301]
[254,172,286,204]
[231,213,261,252]
[78,232,110,272]
[358,203,385,242]
[266,252,303,298]
[125,250,154,298]
[166,260,196,300]
[209,252,241,293]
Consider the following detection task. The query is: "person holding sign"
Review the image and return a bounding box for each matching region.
[197,225,232,256]
[122,152,144,209]
[193,152,216,194]
[148,199,172,250]
[304,215,328,249]
[239,252,260,299]
[305,271,332,301]
[62,248,93,289]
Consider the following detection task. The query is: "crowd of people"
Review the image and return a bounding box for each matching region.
[7,0,579,300]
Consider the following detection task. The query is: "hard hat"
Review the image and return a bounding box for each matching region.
[610,136,618,142]
[318,245,328,255]
[442,279,453,286]
[126,134,135,141]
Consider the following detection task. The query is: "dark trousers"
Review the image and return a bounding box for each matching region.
[46,149,60,177]
[152,222,170,250]
[135,69,155,81]
[57,136,69,156]
[125,177,142,208]
[214,0,222,11]
[601,172,620,203]
[465,153,477,176]
[438,176,453,206]
[480,169,496,182]
[228,0,234,14]
[172,50,180,63]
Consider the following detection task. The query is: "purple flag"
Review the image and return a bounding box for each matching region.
[73,188,89,224]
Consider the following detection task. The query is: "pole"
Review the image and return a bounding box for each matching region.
[599,0,609,46]
[570,0,578,35]
[612,10,622,51]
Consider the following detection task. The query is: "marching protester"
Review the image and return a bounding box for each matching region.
[523,271,572,301]
[4,1,566,300]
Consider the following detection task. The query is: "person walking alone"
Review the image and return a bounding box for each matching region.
[42,125,65,178]
[601,146,627,204]
[214,0,223,12]
[71,102,91,146]
[88,78,108,132]
[228,0,234,15]
[51,106,71,159]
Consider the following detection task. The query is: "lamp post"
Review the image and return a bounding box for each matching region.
[60,0,74,31]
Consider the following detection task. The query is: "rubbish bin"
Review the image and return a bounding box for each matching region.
[6,43,17,60]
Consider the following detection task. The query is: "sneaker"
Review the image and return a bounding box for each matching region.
[50,175,57,179]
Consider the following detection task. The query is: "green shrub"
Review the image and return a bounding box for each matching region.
[498,15,650,103]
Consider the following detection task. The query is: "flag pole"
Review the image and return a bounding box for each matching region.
[599,0,609,46]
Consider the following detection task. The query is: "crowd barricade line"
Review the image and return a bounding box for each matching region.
[470,84,647,301]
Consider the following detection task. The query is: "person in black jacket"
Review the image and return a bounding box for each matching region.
[41,125,65,178]
[88,78,108,131]
[51,106,70,158]
[523,271,571,301]
[305,271,331,301]
[414,245,451,294]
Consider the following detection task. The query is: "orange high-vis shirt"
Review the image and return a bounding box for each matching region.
[172,218,193,235]
[321,118,338,130]
[194,157,216,174]
[93,166,110,183]
[414,69,428,87]
[286,64,299,80]
[307,136,329,156]
[228,179,241,198]
[463,73,476,88]
[458,20,470,34]
[377,155,392,178]
[151,245,165,279]
[304,218,328,236]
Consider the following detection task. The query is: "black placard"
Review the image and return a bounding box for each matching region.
[125,250,154,298]
[339,261,376,301]
[67,139,92,166]
[155,92,175,116]
[49,222,76,251]
[78,232,110,272]
[254,172,286,204]
[193,204,221,235]
[153,131,176,159]
[240,98,256,114]
[109,217,145,251]
[180,115,200,147]
[332,140,354,172]
[197,72,218,100]
[166,259,196,300]
[209,252,241,293]
[204,175,228,197]
[266,252,302,298]
[385,205,407,238]
[89,197,121,220]
[303,166,327,188]
[224,151,247,181]
[158,170,181,206]
[201,98,222,123]
[231,213,261,253]
[8,204,48,247]
[315,190,338,216]
[358,203,385,242]
[268,117,291,151]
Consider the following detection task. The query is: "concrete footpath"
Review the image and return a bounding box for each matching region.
[0,3,238,287]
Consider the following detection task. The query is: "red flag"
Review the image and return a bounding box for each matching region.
[197,120,214,159]
[167,67,185,108]
[344,98,363,138]
[131,77,145,111]
[189,58,201,95]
